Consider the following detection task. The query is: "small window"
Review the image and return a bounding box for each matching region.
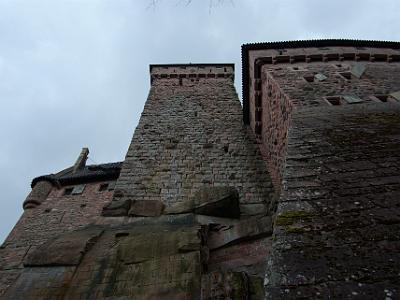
[375,95,389,102]
[290,66,307,71]
[255,108,262,121]
[303,75,314,83]
[72,184,85,195]
[108,181,116,191]
[325,96,342,106]
[99,183,109,192]
[255,123,262,135]
[339,72,352,80]
[64,187,73,195]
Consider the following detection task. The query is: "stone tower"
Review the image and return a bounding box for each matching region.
[1,40,400,299]
[242,40,400,299]
[1,63,275,299]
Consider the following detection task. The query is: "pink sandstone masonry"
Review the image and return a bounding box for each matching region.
[243,40,400,299]
[105,64,275,217]
[1,40,400,299]
[0,179,117,296]
[0,63,275,299]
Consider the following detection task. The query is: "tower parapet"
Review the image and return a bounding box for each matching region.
[149,63,234,85]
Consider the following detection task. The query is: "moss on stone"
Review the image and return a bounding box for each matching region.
[286,226,307,234]
[325,112,400,147]
[275,210,315,226]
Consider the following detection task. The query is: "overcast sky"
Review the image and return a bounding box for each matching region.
[0,0,399,242]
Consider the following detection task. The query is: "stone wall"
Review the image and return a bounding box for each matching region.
[0,180,116,296]
[265,103,400,299]
[244,43,400,298]
[107,64,275,217]
[266,62,400,107]
[1,64,275,299]
[258,70,292,188]
[246,45,400,193]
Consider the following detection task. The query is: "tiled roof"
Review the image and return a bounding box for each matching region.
[31,162,122,188]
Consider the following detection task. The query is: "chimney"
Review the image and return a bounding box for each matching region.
[73,148,89,173]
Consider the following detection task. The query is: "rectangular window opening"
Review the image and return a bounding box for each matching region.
[339,72,352,80]
[375,95,389,102]
[108,181,116,191]
[325,96,342,106]
[255,109,262,121]
[290,66,307,71]
[255,96,262,107]
[255,123,262,135]
[99,183,109,192]
[303,75,314,83]
[64,187,73,196]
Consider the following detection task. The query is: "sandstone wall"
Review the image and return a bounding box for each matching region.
[109,64,275,217]
[246,45,400,191]
[265,103,400,299]
[0,180,115,296]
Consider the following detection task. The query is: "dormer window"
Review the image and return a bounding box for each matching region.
[63,184,85,196]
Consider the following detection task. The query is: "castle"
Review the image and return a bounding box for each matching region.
[1,40,400,299]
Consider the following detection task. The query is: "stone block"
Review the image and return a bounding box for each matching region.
[240,203,267,216]
[3,267,75,300]
[128,200,165,217]
[101,199,131,217]
[164,200,194,214]
[117,226,203,264]
[201,271,249,299]
[207,216,272,250]
[24,227,103,266]
[194,186,240,218]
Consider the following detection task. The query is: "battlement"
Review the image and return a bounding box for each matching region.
[149,63,234,84]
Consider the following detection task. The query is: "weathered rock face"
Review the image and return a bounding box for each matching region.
[24,227,103,266]
[0,179,117,297]
[3,220,268,299]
